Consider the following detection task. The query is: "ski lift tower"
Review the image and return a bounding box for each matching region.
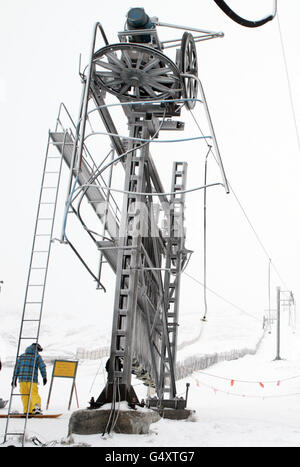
[3,3,281,443]
[73,8,228,412]
[46,8,228,411]
[5,9,228,442]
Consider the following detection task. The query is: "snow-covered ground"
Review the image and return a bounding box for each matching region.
[1,305,300,448]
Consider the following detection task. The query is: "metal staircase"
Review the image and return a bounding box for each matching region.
[3,133,65,446]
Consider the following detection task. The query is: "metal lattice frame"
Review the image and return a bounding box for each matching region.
[158,162,187,400]
[12,17,229,417]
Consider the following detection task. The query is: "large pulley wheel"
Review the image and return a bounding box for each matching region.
[180,32,198,110]
[93,43,182,101]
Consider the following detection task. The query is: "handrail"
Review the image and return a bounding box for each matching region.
[55,102,77,132]
[54,103,122,223]
[74,22,110,174]
[97,22,109,46]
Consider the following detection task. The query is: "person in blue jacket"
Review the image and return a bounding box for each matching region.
[12,343,47,415]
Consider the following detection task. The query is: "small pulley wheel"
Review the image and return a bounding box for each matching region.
[93,43,182,102]
[180,32,198,110]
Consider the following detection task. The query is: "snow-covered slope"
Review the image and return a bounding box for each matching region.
[0,301,263,366]
[0,314,299,447]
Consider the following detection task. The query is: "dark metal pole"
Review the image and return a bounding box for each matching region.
[268,259,271,333]
[202,153,209,321]
[274,286,281,360]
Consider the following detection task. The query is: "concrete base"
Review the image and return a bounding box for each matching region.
[68,407,161,436]
[159,408,195,420]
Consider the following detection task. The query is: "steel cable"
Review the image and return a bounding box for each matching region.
[213,0,277,28]
[188,108,289,291]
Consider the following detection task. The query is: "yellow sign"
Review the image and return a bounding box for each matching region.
[53,360,78,378]
[47,360,79,411]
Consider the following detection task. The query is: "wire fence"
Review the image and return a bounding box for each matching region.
[175,331,265,381]
[75,346,110,360]
[74,332,265,387]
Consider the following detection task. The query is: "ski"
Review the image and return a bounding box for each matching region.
[0,414,62,419]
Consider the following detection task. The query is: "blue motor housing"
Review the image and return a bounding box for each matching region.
[126,8,155,43]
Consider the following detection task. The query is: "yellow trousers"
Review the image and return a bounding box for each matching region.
[19,382,41,414]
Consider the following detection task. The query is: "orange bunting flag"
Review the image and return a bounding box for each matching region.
[259,382,264,388]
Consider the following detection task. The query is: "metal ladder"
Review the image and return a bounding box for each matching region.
[159,161,187,399]
[3,132,65,446]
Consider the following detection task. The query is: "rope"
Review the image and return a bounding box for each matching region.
[62,177,107,291]
[183,271,260,321]
[72,181,224,198]
[213,0,277,28]
[110,379,121,433]
[188,108,289,291]
[195,370,300,385]
[202,148,213,320]
[72,108,168,244]
[194,378,300,399]
[87,97,203,116]
[88,358,106,394]
[84,130,211,144]
[276,9,300,156]
[102,377,117,436]
[30,436,58,447]
[228,183,288,290]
